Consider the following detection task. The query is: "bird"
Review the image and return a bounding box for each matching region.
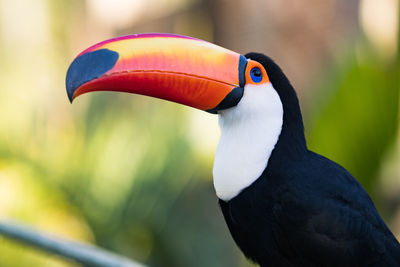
[66,33,400,267]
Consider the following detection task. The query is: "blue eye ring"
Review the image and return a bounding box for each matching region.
[250,67,262,83]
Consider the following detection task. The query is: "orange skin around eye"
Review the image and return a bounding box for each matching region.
[245,60,270,85]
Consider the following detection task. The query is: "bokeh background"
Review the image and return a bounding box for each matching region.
[0,0,399,266]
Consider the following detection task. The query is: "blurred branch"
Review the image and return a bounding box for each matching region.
[0,220,146,267]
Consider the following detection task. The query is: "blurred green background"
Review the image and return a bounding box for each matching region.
[0,0,399,266]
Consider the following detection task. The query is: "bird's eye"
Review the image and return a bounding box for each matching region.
[250,67,262,83]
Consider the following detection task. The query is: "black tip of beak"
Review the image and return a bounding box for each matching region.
[66,49,119,103]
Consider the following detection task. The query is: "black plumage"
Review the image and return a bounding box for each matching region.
[219,53,400,267]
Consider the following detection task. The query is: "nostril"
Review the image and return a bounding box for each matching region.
[66,49,119,102]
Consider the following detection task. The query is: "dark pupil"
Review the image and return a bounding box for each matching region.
[252,68,261,77]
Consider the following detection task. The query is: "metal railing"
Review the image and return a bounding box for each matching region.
[0,219,147,267]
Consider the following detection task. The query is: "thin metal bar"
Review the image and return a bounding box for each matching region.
[0,219,146,267]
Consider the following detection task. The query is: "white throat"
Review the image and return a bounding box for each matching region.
[213,82,283,201]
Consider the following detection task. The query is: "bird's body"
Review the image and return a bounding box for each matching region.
[66,34,400,267]
[218,53,400,266]
[220,151,400,266]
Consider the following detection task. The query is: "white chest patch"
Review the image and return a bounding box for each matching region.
[213,82,283,201]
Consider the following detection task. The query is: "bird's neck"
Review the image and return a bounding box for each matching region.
[267,113,307,170]
[213,83,284,201]
[213,81,308,201]
[267,77,308,169]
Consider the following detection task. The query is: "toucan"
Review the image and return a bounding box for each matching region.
[66,33,400,267]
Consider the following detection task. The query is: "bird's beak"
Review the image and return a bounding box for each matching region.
[66,33,247,113]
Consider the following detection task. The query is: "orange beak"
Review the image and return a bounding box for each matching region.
[66,33,247,113]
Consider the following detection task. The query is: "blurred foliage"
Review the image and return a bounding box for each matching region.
[307,42,399,203]
[0,0,398,267]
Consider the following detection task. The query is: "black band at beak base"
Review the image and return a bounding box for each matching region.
[206,86,244,114]
[205,55,247,114]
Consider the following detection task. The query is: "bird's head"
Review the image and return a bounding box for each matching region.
[66,33,305,201]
